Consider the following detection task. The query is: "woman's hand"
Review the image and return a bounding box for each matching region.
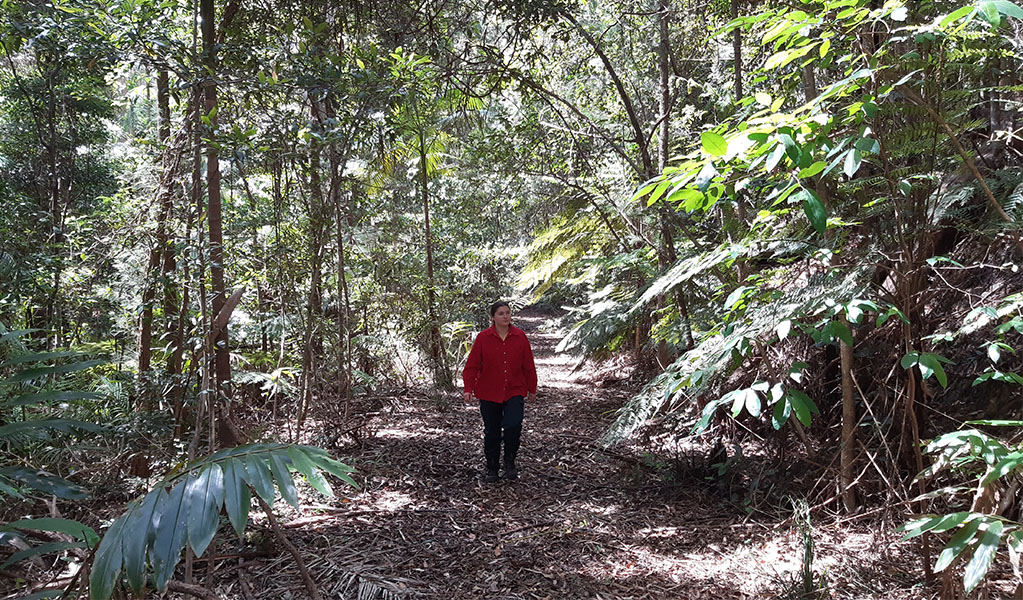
[527,392,537,402]
[463,391,473,403]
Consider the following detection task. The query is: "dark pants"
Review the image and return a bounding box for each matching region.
[479,396,524,471]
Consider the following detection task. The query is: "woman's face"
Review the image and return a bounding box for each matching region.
[492,305,512,327]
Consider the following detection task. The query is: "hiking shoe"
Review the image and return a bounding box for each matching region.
[485,469,499,483]
[503,464,518,480]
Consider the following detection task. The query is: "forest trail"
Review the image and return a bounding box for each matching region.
[250,308,913,600]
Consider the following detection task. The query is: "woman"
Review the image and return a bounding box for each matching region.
[462,301,538,483]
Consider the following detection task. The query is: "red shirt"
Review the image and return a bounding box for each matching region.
[462,325,537,403]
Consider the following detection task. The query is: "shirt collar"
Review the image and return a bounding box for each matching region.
[487,325,521,338]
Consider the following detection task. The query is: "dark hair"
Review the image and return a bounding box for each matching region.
[489,300,510,317]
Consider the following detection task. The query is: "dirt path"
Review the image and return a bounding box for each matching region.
[239,308,924,600]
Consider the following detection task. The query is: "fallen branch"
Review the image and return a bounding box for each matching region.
[167,579,221,600]
[497,519,559,537]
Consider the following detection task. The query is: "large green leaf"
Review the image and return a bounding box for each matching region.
[5,518,98,547]
[89,513,128,600]
[935,518,982,572]
[288,446,332,496]
[150,480,189,591]
[786,390,819,426]
[304,449,359,489]
[243,452,276,503]
[0,476,22,498]
[990,0,1023,18]
[2,359,107,385]
[222,459,251,538]
[744,388,762,418]
[798,160,826,179]
[0,466,89,499]
[918,353,949,388]
[0,329,39,344]
[701,131,728,156]
[798,189,827,234]
[843,148,862,177]
[185,464,224,558]
[0,391,103,409]
[269,452,299,508]
[981,452,1023,485]
[901,512,970,539]
[1,541,85,569]
[122,490,164,595]
[964,520,1004,592]
[0,419,105,439]
[0,351,83,368]
[772,394,792,429]
[88,444,357,599]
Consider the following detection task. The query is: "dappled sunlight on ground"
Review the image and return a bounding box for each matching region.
[363,489,416,512]
[234,307,941,600]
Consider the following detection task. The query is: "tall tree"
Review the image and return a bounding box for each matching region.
[200,0,236,446]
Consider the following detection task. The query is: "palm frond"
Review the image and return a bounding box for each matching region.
[89,443,358,599]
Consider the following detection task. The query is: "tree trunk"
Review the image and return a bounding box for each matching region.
[325,96,353,406]
[201,0,236,447]
[335,190,353,416]
[839,315,857,512]
[158,69,181,380]
[654,0,693,362]
[420,132,448,387]
[297,94,329,438]
[45,64,66,350]
[138,242,159,378]
[732,0,742,101]
[138,69,175,398]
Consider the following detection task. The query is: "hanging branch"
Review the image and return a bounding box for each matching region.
[898,85,1013,224]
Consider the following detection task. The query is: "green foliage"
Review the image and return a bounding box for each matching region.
[0,328,105,499]
[605,267,868,442]
[87,444,356,599]
[902,421,1023,593]
[0,518,98,572]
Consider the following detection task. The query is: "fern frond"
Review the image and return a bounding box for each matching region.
[603,268,872,444]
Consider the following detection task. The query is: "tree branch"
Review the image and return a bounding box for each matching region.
[898,85,1013,224]
[562,11,653,175]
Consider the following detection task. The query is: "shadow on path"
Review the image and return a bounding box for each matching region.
[238,307,926,600]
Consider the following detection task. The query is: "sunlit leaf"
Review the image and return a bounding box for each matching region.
[798,161,826,179]
[843,148,862,177]
[701,132,728,156]
[964,520,1003,592]
[935,518,982,572]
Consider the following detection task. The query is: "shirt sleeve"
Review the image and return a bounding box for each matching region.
[522,335,537,395]
[462,333,483,394]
